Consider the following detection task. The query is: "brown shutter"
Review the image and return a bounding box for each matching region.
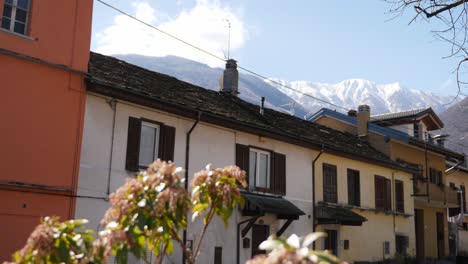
[272,152,286,195]
[235,144,250,185]
[126,117,142,172]
[159,125,176,162]
[395,180,404,213]
[323,164,337,203]
[375,176,384,210]
[347,170,355,205]
[385,178,392,211]
[347,169,360,206]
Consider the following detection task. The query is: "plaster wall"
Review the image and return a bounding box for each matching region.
[76,94,315,264]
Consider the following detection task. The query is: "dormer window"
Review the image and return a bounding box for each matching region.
[413,123,421,139]
[1,0,31,35]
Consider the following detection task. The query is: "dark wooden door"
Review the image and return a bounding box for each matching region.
[415,209,425,260]
[436,212,445,258]
[324,229,338,256]
[251,225,269,257]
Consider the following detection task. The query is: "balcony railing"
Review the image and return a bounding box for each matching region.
[413,179,459,206]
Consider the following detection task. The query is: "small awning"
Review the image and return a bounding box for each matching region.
[316,204,367,226]
[241,191,305,220]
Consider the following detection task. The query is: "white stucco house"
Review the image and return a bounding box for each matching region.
[76,52,416,263]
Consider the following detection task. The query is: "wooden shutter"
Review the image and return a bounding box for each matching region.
[395,180,404,213]
[125,117,142,172]
[235,144,250,185]
[347,169,360,206]
[323,164,337,203]
[272,152,286,195]
[159,125,176,162]
[385,178,392,211]
[375,176,384,210]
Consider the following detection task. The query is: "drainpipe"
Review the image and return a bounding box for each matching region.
[106,98,117,197]
[424,133,429,203]
[391,172,396,237]
[312,145,324,249]
[183,112,201,264]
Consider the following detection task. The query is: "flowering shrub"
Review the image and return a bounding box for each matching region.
[7,160,344,264]
[247,233,346,264]
[8,217,94,264]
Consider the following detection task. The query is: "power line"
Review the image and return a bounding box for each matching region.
[95,0,226,63]
[95,0,352,112]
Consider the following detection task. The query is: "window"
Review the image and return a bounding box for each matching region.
[125,117,175,171]
[460,185,467,212]
[249,148,271,189]
[429,168,442,185]
[375,175,391,211]
[395,235,408,255]
[235,144,286,195]
[395,180,404,213]
[347,169,360,206]
[384,241,390,255]
[139,122,160,167]
[323,164,337,203]
[413,123,420,138]
[1,0,31,35]
[214,247,222,264]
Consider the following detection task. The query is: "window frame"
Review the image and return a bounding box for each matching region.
[249,147,271,191]
[347,169,360,207]
[395,179,405,213]
[429,168,443,185]
[138,120,161,169]
[323,163,338,204]
[1,0,31,35]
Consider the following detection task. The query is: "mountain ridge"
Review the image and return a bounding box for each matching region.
[113,54,460,118]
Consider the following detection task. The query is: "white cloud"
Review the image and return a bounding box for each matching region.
[94,0,247,67]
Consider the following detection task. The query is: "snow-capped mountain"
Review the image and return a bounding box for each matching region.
[113,54,459,118]
[267,78,460,116]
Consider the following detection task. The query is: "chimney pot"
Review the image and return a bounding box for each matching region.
[220,59,239,96]
[348,110,357,117]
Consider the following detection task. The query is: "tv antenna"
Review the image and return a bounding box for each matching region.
[224,19,231,59]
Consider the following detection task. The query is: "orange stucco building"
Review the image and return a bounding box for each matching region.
[0,0,93,260]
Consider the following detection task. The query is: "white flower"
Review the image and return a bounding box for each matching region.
[259,238,282,251]
[302,232,326,247]
[106,221,119,229]
[286,234,300,249]
[138,198,147,207]
[155,183,166,192]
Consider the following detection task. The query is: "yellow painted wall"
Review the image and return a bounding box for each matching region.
[415,205,449,258]
[314,152,415,262]
[446,168,468,256]
[314,117,391,157]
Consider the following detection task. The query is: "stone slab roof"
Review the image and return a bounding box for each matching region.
[86,52,414,173]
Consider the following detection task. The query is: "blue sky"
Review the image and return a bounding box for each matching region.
[91,0,460,95]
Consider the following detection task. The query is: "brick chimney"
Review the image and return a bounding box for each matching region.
[357,105,370,137]
[219,59,239,96]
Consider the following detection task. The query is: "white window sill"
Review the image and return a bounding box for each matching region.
[0,28,36,41]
